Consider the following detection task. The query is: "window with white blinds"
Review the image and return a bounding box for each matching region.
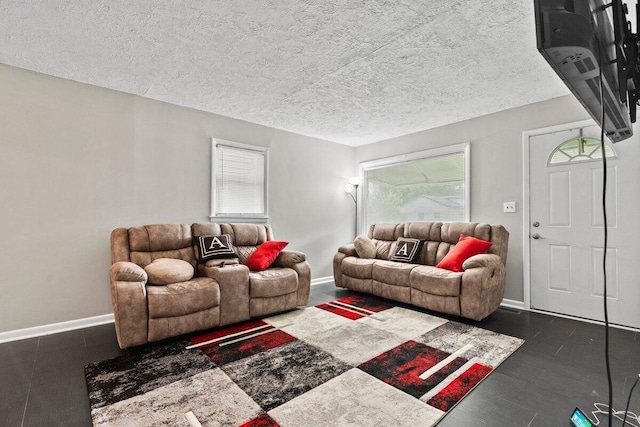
[211,139,268,219]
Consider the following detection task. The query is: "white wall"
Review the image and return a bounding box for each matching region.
[0,64,356,332]
[355,96,592,302]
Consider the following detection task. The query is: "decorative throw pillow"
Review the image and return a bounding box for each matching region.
[390,237,424,263]
[354,235,376,259]
[144,258,194,285]
[436,234,493,272]
[196,234,238,262]
[244,241,288,271]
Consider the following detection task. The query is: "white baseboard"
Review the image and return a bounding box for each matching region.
[311,276,334,286]
[501,298,526,310]
[0,313,115,344]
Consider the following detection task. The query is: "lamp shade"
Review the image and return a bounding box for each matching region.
[349,176,363,186]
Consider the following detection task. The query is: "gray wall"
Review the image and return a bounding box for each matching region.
[2,60,627,332]
[0,64,355,332]
[355,96,591,302]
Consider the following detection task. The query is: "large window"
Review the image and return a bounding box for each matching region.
[211,138,268,220]
[360,143,469,231]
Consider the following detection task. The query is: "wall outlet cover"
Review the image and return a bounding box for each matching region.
[503,202,516,213]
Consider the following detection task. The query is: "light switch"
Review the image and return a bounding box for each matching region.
[503,202,516,213]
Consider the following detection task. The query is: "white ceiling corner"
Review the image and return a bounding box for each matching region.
[0,0,570,146]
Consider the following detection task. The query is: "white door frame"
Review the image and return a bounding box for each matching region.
[521,118,596,311]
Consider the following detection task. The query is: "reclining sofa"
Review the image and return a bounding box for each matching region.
[333,221,509,321]
[110,223,310,349]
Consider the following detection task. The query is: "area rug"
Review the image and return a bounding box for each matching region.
[85,295,524,427]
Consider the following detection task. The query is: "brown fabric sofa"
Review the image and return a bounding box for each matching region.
[110,223,310,349]
[333,221,509,321]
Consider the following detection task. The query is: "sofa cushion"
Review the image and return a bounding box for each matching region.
[129,224,192,252]
[440,223,491,244]
[368,223,404,259]
[404,221,441,241]
[372,260,418,287]
[245,241,288,271]
[249,268,298,298]
[354,235,376,259]
[342,257,376,279]
[389,238,424,263]
[147,277,220,318]
[410,266,463,297]
[221,223,271,246]
[144,258,194,285]
[436,234,493,272]
[195,234,238,262]
[373,239,395,260]
[369,223,404,241]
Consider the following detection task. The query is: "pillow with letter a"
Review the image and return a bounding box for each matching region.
[436,234,493,272]
[196,234,238,262]
[389,238,424,263]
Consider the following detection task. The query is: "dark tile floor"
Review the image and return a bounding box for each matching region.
[1,282,638,426]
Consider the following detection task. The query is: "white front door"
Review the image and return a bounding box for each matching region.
[529,123,640,329]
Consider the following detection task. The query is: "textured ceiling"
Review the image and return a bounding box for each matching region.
[0,0,571,146]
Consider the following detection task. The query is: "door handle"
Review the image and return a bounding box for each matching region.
[532,221,540,227]
[532,233,541,239]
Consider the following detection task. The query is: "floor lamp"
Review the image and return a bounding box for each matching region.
[345,176,362,237]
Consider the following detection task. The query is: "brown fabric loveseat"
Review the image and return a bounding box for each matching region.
[110,223,310,349]
[333,221,509,321]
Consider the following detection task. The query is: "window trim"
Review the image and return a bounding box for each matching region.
[210,138,269,222]
[358,143,470,234]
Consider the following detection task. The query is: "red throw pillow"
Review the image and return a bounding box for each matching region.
[436,234,492,272]
[244,241,289,271]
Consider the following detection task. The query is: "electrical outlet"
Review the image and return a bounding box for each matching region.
[503,202,516,213]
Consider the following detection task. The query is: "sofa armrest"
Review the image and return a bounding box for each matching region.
[199,263,250,326]
[462,254,503,271]
[338,244,357,257]
[333,252,347,288]
[110,262,149,349]
[272,250,306,268]
[460,254,506,321]
[333,244,358,288]
[110,261,148,283]
[288,260,311,306]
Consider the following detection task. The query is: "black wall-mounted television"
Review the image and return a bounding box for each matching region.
[534,0,639,142]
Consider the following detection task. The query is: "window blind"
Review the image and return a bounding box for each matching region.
[215,144,266,216]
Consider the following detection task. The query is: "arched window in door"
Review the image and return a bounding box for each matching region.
[547,136,616,166]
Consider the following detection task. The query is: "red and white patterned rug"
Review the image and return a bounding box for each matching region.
[85,295,523,426]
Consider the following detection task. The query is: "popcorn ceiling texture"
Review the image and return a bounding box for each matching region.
[0,0,569,145]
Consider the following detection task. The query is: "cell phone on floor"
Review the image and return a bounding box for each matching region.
[570,407,594,427]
